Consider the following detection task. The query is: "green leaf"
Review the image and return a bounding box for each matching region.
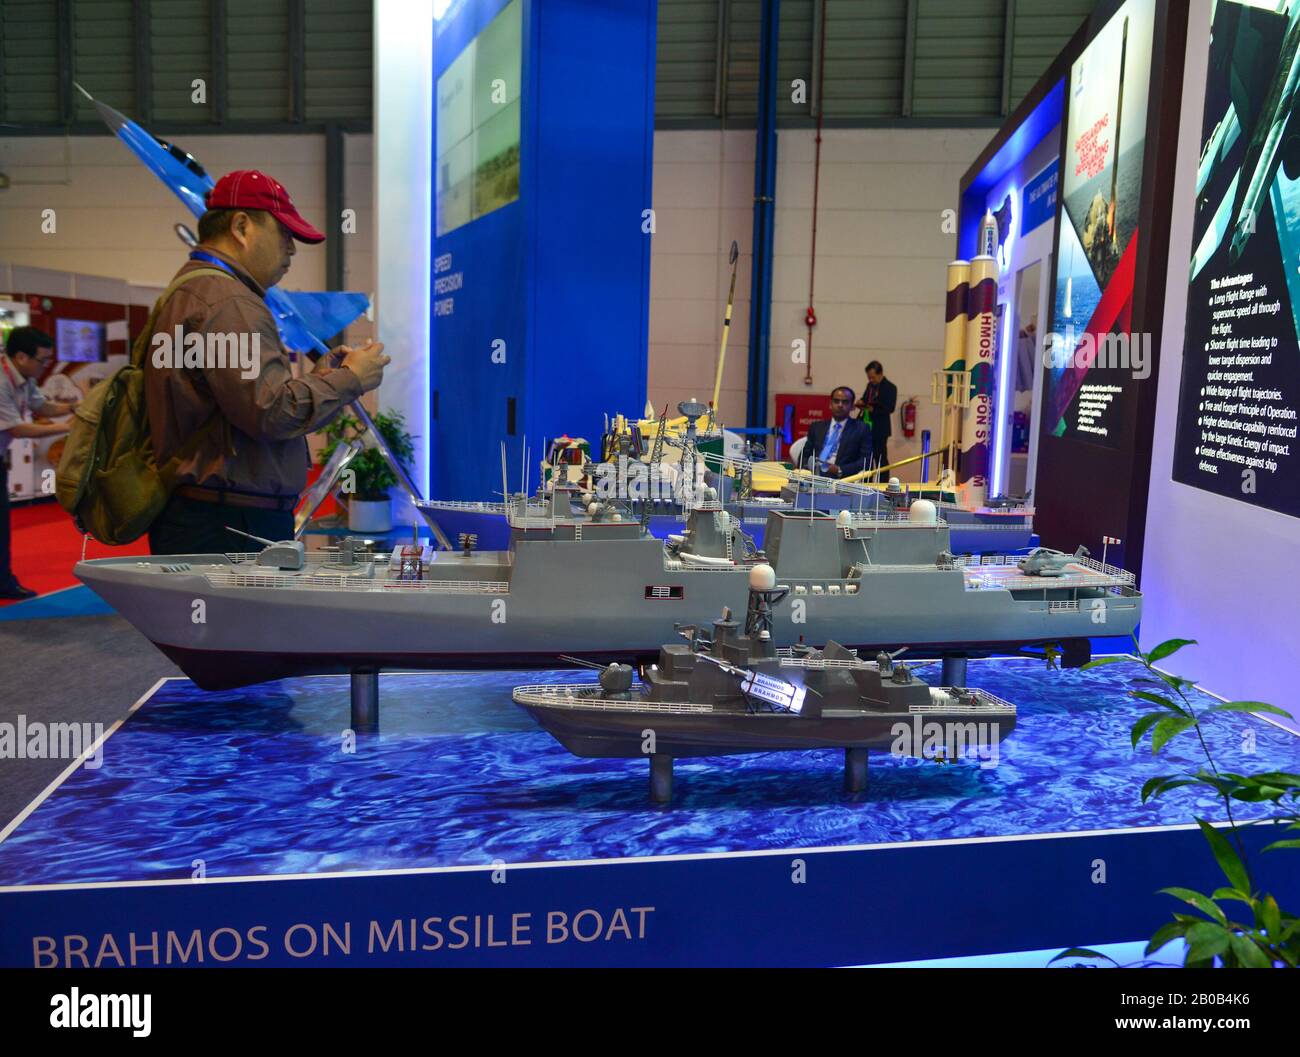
[1197,819,1251,893]
[1206,700,1293,718]
[1250,771,1300,788]
[1082,655,1137,670]
[1262,838,1300,852]
[1150,714,1197,754]
[1140,776,1198,802]
[1209,887,1254,906]
[1160,885,1228,925]
[1228,934,1273,968]
[1261,895,1282,939]
[1145,669,1199,693]
[1185,921,1231,963]
[1048,947,1117,966]
[1131,690,1192,716]
[1148,638,1197,663]
[1131,713,1164,750]
[1145,921,1187,956]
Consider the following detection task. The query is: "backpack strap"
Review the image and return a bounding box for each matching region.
[130,266,236,369]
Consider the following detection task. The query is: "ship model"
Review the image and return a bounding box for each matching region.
[74,404,1139,695]
[513,564,1017,802]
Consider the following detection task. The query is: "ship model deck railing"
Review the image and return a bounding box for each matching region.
[511,685,713,713]
[778,655,875,670]
[844,512,949,528]
[961,568,1135,592]
[907,691,1016,713]
[956,552,1136,584]
[202,570,510,593]
[415,499,507,513]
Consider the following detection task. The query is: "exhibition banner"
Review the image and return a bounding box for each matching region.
[1172,0,1300,519]
[1046,0,1156,447]
[1022,156,1060,237]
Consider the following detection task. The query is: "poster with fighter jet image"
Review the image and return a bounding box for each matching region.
[1045,0,1156,449]
[1172,0,1300,520]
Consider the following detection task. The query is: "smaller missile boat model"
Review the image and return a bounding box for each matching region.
[512,565,1017,802]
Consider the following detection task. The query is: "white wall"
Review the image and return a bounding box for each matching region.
[373,0,432,499]
[1142,0,1299,726]
[0,129,375,336]
[650,126,993,475]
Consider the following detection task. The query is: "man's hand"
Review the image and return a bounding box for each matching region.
[41,398,79,417]
[338,340,390,393]
[824,462,842,478]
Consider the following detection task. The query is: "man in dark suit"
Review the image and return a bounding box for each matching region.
[798,386,871,479]
[861,360,898,478]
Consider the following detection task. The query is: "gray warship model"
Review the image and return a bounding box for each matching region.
[74,404,1140,695]
[513,565,1017,801]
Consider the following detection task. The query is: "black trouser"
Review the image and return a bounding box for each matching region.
[0,459,13,589]
[148,493,294,556]
[870,436,889,478]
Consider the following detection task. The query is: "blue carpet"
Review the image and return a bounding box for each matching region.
[0,586,113,622]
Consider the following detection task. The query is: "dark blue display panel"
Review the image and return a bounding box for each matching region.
[430,0,654,499]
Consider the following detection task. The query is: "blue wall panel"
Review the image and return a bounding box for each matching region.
[431,0,654,500]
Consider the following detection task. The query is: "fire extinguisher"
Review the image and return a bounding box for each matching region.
[901,398,918,439]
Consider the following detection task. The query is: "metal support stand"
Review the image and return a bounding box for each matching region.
[942,655,968,687]
[351,669,379,733]
[650,754,674,804]
[845,747,869,792]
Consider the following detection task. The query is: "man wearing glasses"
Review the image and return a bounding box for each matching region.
[0,327,79,600]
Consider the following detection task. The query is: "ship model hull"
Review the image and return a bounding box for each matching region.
[512,685,1016,758]
[75,505,1138,692]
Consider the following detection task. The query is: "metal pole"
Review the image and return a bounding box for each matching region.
[845,747,868,793]
[745,0,780,430]
[351,669,379,732]
[942,655,968,687]
[650,755,674,804]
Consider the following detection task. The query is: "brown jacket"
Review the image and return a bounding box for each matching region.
[144,249,362,497]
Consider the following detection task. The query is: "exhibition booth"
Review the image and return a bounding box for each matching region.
[0,0,1297,971]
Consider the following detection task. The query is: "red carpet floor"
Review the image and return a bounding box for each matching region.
[2,499,151,606]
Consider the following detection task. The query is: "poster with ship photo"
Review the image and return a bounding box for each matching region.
[1171,0,1300,519]
[1045,0,1156,448]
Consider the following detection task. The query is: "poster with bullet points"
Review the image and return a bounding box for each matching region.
[1172,0,1300,518]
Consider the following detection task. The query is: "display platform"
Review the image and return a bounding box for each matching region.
[1,656,1296,967]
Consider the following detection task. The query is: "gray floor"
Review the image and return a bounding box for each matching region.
[0,614,181,835]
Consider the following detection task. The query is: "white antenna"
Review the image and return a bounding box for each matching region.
[500,441,508,503]
[226,525,276,547]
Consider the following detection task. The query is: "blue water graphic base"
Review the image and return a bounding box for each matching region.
[1,657,1296,966]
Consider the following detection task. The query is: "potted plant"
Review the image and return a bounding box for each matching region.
[318,409,416,533]
[1052,636,1299,968]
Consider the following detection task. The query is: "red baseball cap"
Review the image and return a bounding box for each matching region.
[205,170,325,244]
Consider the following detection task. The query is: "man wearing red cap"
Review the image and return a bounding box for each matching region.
[145,169,390,554]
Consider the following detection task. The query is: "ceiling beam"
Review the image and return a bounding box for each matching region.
[1001,0,1017,116]
[133,0,153,124]
[901,0,918,117]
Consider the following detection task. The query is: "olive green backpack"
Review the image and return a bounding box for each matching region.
[56,267,232,545]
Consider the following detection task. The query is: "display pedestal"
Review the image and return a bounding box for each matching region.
[2,658,1296,967]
